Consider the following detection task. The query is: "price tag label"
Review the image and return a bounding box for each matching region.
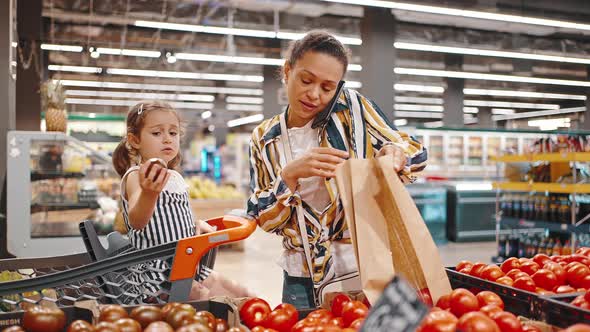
[360,276,429,332]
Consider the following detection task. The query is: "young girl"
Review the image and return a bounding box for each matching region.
[113,100,252,300]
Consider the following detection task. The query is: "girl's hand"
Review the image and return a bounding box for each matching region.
[376,143,407,172]
[197,219,217,234]
[138,161,171,195]
[282,147,349,191]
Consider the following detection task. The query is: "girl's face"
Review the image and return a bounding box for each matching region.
[128,110,180,164]
[284,51,345,127]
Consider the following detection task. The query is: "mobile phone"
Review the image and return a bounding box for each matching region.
[311,80,346,129]
[146,157,167,181]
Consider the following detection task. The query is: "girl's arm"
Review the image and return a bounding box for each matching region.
[126,163,171,230]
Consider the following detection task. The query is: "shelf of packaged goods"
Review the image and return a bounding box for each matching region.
[493,182,590,194]
[30,201,100,213]
[31,171,85,181]
[500,217,590,234]
[492,152,590,163]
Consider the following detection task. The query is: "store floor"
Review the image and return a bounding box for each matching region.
[215,228,496,306]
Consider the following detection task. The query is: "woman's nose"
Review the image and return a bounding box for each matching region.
[307,85,320,100]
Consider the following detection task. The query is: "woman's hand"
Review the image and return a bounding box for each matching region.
[282,147,349,192]
[138,161,170,195]
[197,219,217,234]
[376,143,407,172]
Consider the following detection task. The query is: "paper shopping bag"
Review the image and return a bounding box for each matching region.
[335,156,451,305]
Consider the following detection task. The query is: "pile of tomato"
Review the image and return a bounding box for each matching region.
[417,287,590,332]
[238,294,368,332]
[1,302,235,332]
[455,247,590,295]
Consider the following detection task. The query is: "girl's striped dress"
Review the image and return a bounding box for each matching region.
[120,166,211,297]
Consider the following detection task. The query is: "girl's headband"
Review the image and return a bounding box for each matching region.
[137,103,144,115]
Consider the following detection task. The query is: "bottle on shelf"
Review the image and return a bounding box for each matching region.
[563,240,573,255]
[546,237,555,256]
[517,233,527,258]
[498,234,508,258]
[553,239,563,256]
[508,232,520,257]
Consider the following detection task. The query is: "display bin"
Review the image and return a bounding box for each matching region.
[0,305,93,331]
[537,293,590,328]
[446,268,540,319]
[0,215,256,311]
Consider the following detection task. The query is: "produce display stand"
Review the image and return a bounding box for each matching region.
[538,293,590,328]
[0,215,256,311]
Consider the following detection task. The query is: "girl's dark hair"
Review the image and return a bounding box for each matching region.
[285,30,350,72]
[112,100,183,177]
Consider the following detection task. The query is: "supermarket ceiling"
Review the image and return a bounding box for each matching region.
[39,0,590,128]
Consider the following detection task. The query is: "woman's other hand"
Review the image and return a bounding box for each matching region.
[282,147,349,192]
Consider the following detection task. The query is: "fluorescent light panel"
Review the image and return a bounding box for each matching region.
[394,67,590,87]
[394,104,478,113]
[226,104,264,112]
[105,68,264,82]
[394,83,444,93]
[464,88,586,101]
[226,96,263,104]
[135,20,361,45]
[227,114,264,127]
[464,100,559,109]
[319,0,590,32]
[48,65,102,73]
[491,109,516,115]
[65,90,215,102]
[345,81,362,89]
[96,47,161,58]
[492,106,584,121]
[394,42,590,65]
[41,44,83,52]
[394,119,408,126]
[57,80,263,95]
[65,98,214,110]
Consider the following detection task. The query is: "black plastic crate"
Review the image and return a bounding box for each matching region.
[446,267,540,319]
[0,305,93,332]
[538,293,590,328]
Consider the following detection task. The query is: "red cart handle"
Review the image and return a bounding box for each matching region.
[169,215,256,281]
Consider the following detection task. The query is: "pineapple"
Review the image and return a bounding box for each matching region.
[41,80,67,132]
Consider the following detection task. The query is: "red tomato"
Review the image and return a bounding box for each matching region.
[513,276,536,293]
[341,301,368,328]
[501,257,521,274]
[567,263,590,287]
[479,305,503,318]
[495,276,514,287]
[459,266,473,275]
[564,323,590,332]
[532,254,551,267]
[263,309,298,332]
[579,275,590,289]
[532,269,558,291]
[584,291,590,303]
[475,291,504,310]
[518,258,530,264]
[418,309,458,332]
[522,325,543,332]
[349,318,364,330]
[520,261,541,275]
[251,327,278,332]
[470,263,487,278]
[330,294,351,318]
[481,266,505,282]
[571,255,590,266]
[23,305,67,332]
[576,247,590,257]
[457,312,500,332]
[491,311,522,332]
[554,285,577,293]
[326,317,344,328]
[307,309,333,321]
[456,260,473,271]
[435,294,451,310]
[239,298,271,329]
[291,318,319,332]
[535,288,554,295]
[571,295,590,309]
[506,269,527,280]
[544,262,567,286]
[449,288,479,318]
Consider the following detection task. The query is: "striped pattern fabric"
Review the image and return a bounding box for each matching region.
[120,167,211,294]
[247,88,427,286]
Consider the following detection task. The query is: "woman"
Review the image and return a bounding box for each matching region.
[247,31,427,308]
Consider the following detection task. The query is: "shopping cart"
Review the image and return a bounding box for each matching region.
[0,215,256,312]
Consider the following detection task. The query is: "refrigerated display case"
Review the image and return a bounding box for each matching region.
[5,131,120,257]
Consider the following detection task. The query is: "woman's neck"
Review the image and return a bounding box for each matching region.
[287,110,311,128]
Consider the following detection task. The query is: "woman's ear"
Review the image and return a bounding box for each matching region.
[127,133,140,150]
[283,60,291,84]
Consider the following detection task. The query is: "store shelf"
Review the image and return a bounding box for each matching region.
[493,152,590,163]
[31,201,99,213]
[493,182,590,194]
[500,217,590,234]
[31,171,85,181]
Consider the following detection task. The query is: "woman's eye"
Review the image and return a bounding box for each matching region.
[170,131,178,136]
[152,132,161,136]
[301,79,311,84]
[323,87,332,93]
